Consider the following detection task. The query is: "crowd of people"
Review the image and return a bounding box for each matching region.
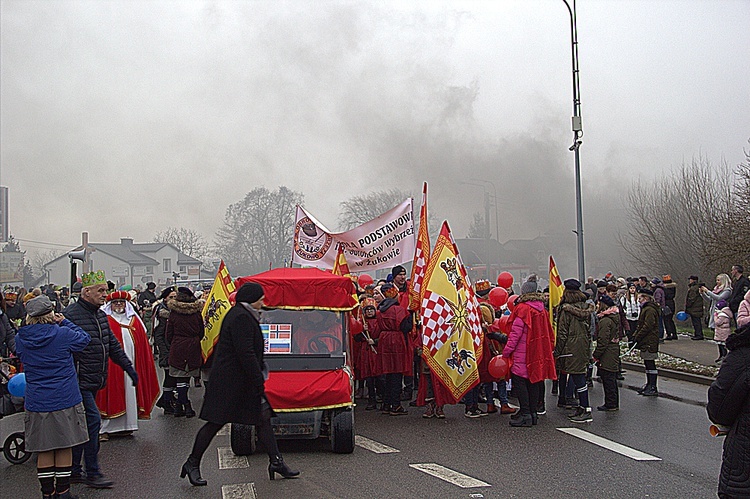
[2,262,748,497]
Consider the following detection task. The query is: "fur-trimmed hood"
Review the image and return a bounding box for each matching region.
[560,300,595,319]
[516,292,545,304]
[167,298,203,315]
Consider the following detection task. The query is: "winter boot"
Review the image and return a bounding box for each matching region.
[156,390,176,415]
[184,401,196,418]
[268,455,299,480]
[180,456,207,486]
[569,406,593,423]
[509,414,533,427]
[174,384,189,416]
[641,372,658,396]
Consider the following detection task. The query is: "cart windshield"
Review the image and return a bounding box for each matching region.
[260,309,345,355]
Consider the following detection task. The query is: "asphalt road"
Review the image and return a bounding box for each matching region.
[1,379,724,499]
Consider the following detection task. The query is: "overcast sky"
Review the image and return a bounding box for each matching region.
[1,0,748,267]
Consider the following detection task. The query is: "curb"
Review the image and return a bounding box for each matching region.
[620,361,710,407]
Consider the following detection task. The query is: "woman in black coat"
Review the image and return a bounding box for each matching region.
[707,322,750,498]
[180,282,299,486]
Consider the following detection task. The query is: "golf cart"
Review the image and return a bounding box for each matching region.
[230,267,357,455]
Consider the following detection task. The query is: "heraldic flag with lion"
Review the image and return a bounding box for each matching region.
[420,221,483,402]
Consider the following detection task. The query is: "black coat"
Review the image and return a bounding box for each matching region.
[63,298,133,392]
[0,311,16,355]
[707,323,750,498]
[152,302,171,368]
[729,275,750,316]
[200,304,269,425]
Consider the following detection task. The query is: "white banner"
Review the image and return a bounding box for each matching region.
[292,199,415,271]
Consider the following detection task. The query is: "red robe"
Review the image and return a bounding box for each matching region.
[507,302,557,384]
[96,315,160,419]
[356,316,381,379]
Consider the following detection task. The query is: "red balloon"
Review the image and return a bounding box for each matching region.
[506,295,518,312]
[488,287,509,308]
[497,271,514,289]
[488,355,510,379]
[358,274,374,287]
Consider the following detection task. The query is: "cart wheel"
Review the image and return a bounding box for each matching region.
[3,432,32,464]
[330,409,354,454]
[230,424,256,456]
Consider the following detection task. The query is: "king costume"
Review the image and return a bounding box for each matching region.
[96,291,160,434]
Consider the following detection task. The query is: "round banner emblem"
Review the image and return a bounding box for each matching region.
[294,216,333,261]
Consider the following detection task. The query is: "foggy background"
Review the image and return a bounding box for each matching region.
[1,0,748,275]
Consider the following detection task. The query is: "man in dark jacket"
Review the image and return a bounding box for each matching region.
[662,275,678,340]
[729,265,750,326]
[707,322,750,498]
[633,289,661,396]
[63,270,138,489]
[685,276,705,340]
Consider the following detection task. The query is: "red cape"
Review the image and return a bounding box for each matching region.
[508,302,557,384]
[96,315,161,419]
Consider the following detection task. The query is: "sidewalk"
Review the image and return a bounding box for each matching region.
[659,332,721,366]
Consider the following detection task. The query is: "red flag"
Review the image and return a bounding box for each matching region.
[409,182,430,312]
[332,244,351,276]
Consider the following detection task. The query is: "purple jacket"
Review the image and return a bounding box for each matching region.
[502,301,545,379]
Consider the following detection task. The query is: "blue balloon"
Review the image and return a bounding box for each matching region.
[7,373,26,397]
[676,311,688,321]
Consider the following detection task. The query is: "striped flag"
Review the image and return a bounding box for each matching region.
[409,182,430,312]
[332,243,351,277]
[201,261,236,361]
[548,255,565,336]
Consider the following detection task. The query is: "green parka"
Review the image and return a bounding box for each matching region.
[633,300,661,354]
[554,294,595,375]
[593,309,620,373]
[685,282,704,317]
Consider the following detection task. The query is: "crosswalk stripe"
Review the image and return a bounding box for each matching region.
[409,463,491,488]
[557,428,662,461]
[222,483,257,499]
[355,435,400,453]
[218,447,250,469]
[218,424,230,436]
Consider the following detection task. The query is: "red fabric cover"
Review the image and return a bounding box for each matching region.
[96,316,161,419]
[508,302,557,384]
[265,369,353,411]
[236,268,358,310]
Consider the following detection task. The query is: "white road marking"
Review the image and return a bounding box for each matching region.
[222,483,257,499]
[557,428,662,461]
[218,447,250,469]
[409,463,491,488]
[217,424,230,436]
[355,435,400,454]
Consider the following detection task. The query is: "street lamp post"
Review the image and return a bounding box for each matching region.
[563,0,585,282]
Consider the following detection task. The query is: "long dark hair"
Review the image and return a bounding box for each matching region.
[560,289,588,305]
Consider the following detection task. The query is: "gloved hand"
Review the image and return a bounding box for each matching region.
[126,367,139,387]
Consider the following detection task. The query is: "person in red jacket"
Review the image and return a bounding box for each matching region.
[354,298,382,410]
[377,283,413,415]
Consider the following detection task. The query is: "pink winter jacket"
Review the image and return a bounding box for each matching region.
[502,301,545,379]
[714,307,733,342]
[737,289,750,328]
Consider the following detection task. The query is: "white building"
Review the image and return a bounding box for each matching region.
[44,238,202,290]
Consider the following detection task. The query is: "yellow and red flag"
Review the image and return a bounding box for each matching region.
[420,221,482,402]
[332,243,351,277]
[548,255,565,336]
[201,261,236,361]
[409,182,430,312]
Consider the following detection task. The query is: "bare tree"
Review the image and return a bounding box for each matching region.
[467,211,488,238]
[215,186,303,276]
[154,227,209,262]
[619,155,733,282]
[33,249,65,280]
[711,140,750,266]
[338,188,440,242]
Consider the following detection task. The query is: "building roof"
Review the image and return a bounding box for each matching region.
[44,240,202,268]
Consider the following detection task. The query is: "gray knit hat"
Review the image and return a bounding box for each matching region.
[520,281,537,295]
[26,295,54,317]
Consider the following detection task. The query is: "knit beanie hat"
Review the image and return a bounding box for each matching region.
[520,281,537,295]
[26,295,54,317]
[235,282,264,304]
[391,265,407,277]
[564,279,581,291]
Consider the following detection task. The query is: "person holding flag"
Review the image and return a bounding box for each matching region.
[200,261,236,387]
